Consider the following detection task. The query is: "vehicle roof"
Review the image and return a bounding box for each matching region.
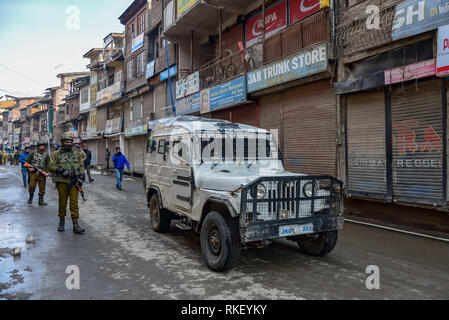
[148,116,271,134]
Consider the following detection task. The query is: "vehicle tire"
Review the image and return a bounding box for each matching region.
[296,230,338,256]
[200,211,241,272]
[149,194,172,232]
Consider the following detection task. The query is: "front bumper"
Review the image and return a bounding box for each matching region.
[241,213,344,242]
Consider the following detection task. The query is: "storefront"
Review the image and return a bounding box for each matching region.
[247,41,337,176]
[337,37,448,208]
[125,123,148,175]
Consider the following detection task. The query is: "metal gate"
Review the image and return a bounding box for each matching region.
[391,79,443,205]
[347,90,387,199]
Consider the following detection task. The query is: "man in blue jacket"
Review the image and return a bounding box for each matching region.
[19,145,31,187]
[112,147,130,191]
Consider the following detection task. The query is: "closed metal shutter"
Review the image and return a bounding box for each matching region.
[391,79,443,205]
[143,91,153,119]
[347,90,387,198]
[283,81,336,175]
[231,104,258,127]
[211,109,231,121]
[154,83,166,119]
[259,94,282,147]
[132,136,145,174]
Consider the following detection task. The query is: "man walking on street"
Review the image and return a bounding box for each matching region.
[19,145,31,187]
[26,141,50,205]
[49,132,86,234]
[112,147,130,191]
[82,144,94,183]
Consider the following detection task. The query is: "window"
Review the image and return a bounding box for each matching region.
[127,59,135,80]
[148,30,159,61]
[80,88,88,104]
[137,52,146,76]
[158,139,167,154]
[108,73,114,86]
[137,12,145,34]
[90,86,97,105]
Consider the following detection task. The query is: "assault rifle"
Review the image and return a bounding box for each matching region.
[67,171,87,201]
[24,162,49,177]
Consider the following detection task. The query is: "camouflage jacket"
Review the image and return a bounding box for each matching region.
[25,151,50,173]
[49,149,85,184]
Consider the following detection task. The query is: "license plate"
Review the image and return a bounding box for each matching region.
[279,223,314,237]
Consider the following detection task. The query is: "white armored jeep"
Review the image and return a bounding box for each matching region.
[143,116,343,271]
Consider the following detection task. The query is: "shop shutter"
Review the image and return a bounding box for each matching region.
[154,84,167,119]
[133,136,145,174]
[211,109,231,121]
[143,91,154,119]
[259,94,282,147]
[231,104,258,127]
[391,79,443,205]
[283,81,336,175]
[347,90,387,198]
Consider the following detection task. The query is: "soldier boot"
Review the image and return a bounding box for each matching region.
[28,193,34,205]
[58,218,65,232]
[38,195,47,206]
[73,222,85,234]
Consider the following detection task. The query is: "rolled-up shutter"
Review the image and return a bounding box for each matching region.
[347,90,387,198]
[283,80,336,176]
[132,136,145,174]
[391,79,443,205]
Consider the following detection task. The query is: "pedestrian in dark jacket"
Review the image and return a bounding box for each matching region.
[82,144,94,183]
[19,146,31,187]
[112,147,130,191]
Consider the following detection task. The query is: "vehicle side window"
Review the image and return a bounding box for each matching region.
[147,136,157,153]
[157,139,167,154]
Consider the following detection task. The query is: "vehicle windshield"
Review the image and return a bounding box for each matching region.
[194,130,281,165]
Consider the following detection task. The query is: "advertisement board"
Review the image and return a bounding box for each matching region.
[146,60,155,79]
[104,117,122,135]
[176,72,200,99]
[437,24,449,77]
[125,124,148,137]
[245,1,287,47]
[289,0,328,25]
[246,43,328,92]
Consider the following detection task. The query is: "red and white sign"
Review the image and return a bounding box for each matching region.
[384,59,436,85]
[289,0,321,24]
[245,1,287,47]
[437,24,449,77]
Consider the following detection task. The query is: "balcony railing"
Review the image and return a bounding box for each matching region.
[103,48,123,64]
[96,81,124,107]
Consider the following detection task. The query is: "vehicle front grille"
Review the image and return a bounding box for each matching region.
[241,176,343,225]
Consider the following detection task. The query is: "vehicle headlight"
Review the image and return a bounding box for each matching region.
[303,182,318,197]
[253,184,266,199]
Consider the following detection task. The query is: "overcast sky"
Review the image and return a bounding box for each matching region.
[0,0,131,98]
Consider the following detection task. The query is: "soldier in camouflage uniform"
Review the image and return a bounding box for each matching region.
[26,141,50,205]
[49,132,86,234]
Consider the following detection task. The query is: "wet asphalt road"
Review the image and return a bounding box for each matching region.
[1,164,449,300]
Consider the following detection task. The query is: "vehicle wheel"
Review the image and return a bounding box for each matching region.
[200,211,241,272]
[149,194,172,232]
[296,230,338,256]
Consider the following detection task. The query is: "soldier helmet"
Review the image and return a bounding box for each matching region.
[60,132,74,142]
[37,140,46,147]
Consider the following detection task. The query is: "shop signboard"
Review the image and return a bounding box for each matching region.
[125,123,149,137]
[392,0,449,41]
[131,33,144,52]
[104,117,122,135]
[146,60,155,79]
[246,42,328,93]
[384,58,436,85]
[176,92,201,115]
[177,0,198,17]
[437,24,449,77]
[200,76,246,114]
[160,65,177,81]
